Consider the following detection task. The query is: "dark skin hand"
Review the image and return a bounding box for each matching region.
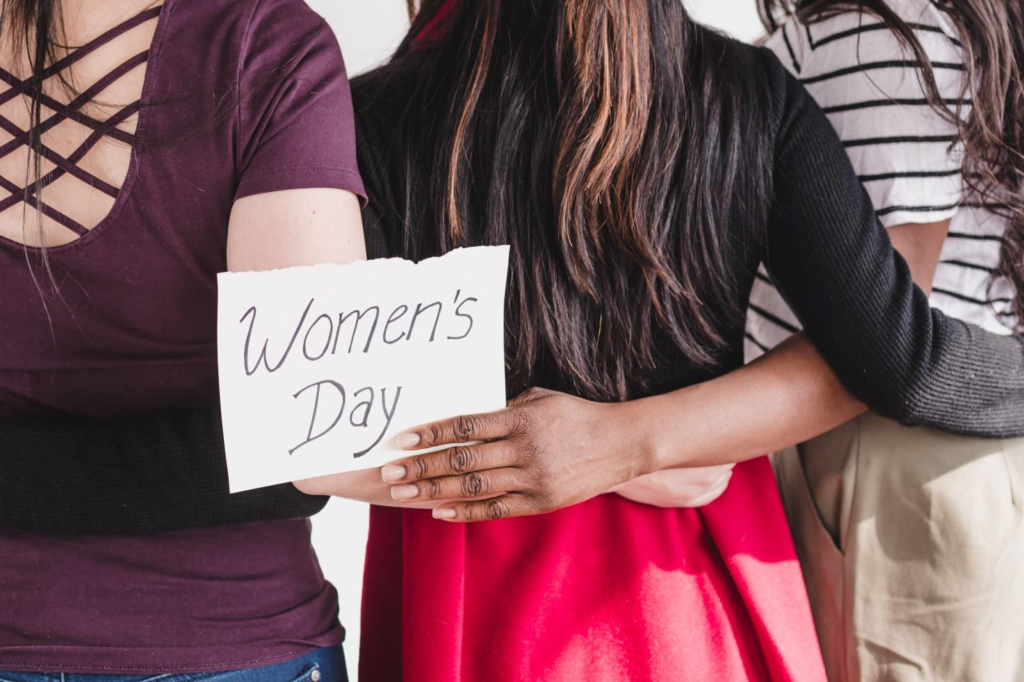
[382,387,647,521]
[372,221,950,523]
[381,336,864,523]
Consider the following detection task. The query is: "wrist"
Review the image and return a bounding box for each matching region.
[622,386,712,475]
[614,394,671,477]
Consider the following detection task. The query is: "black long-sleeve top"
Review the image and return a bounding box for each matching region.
[2,41,1021,535]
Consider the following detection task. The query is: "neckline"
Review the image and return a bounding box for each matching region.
[0,0,175,255]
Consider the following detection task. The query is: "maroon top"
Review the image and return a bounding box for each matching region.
[0,0,364,672]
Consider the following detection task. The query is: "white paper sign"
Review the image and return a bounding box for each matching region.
[217,246,509,492]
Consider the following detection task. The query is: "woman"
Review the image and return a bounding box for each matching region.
[295,0,1024,680]
[749,1,1024,680]
[0,0,367,677]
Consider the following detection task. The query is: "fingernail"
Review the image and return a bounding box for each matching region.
[390,484,419,501]
[432,508,457,520]
[381,465,406,482]
[396,433,421,449]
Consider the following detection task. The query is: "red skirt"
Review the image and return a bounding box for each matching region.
[360,456,826,681]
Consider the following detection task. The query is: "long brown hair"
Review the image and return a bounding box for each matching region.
[3,0,164,313]
[364,0,773,401]
[759,0,1024,328]
[2,0,72,303]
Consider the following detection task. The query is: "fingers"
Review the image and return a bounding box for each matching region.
[386,386,562,522]
[431,493,540,523]
[394,386,554,451]
[382,441,518,483]
[395,408,524,451]
[389,467,524,503]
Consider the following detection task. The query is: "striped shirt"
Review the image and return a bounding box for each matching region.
[746,0,1017,362]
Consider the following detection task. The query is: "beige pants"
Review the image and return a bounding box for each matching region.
[774,413,1024,682]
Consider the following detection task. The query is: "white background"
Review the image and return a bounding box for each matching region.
[304,0,763,674]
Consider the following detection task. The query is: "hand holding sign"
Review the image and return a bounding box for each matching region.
[378,386,656,522]
[217,247,509,493]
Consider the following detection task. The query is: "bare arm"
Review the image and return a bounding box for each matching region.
[626,219,951,471]
[609,219,951,506]
[888,220,949,297]
[229,188,396,506]
[227,188,366,270]
[373,222,956,520]
[375,69,1024,524]
[0,189,379,534]
[630,333,865,468]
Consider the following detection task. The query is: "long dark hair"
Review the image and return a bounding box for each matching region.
[7,0,284,320]
[3,1,169,301]
[758,0,1024,328]
[3,0,71,299]
[359,0,772,401]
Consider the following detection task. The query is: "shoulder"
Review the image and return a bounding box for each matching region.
[204,0,329,34]
[763,2,969,226]
[726,39,806,146]
[163,0,337,72]
[761,0,966,148]
[169,0,328,41]
[764,0,962,79]
[238,0,338,71]
[695,27,780,77]
[688,29,793,134]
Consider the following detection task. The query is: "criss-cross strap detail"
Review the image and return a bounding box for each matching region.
[0,5,161,238]
[0,51,149,159]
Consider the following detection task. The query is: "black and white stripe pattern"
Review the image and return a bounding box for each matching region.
[746,0,1015,362]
